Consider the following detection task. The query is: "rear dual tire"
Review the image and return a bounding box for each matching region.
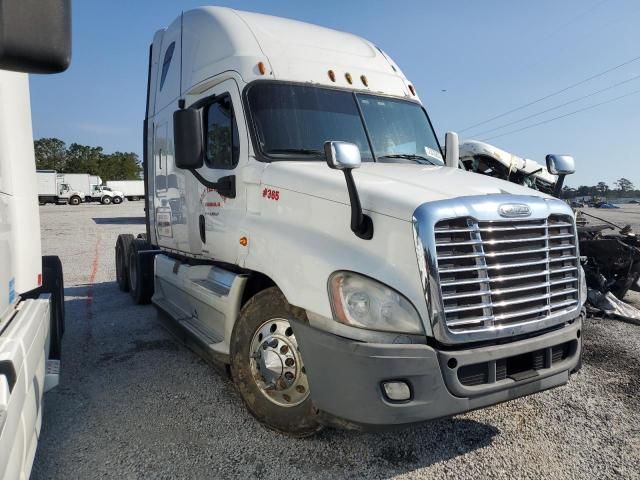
[115,234,154,304]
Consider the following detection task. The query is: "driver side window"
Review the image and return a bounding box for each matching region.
[205,95,239,169]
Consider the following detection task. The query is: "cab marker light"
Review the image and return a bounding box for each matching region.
[328,69,336,82]
[408,84,416,96]
[360,75,368,87]
[345,72,353,84]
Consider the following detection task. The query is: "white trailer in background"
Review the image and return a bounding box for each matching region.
[0,1,70,478]
[106,180,144,201]
[36,170,85,205]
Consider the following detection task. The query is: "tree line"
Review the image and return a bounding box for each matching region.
[563,178,637,199]
[34,138,141,181]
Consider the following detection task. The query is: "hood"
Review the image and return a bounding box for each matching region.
[262,162,551,221]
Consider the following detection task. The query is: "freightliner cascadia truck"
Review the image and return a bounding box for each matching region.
[115,6,585,436]
[0,0,70,477]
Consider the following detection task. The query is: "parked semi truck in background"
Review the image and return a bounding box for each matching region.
[36,170,85,205]
[106,180,144,201]
[115,7,585,436]
[0,1,70,478]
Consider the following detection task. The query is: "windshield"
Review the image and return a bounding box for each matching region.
[246,83,443,165]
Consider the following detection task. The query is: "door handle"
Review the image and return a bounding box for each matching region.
[199,214,206,243]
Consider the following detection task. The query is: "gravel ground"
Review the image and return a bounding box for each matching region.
[31,202,639,479]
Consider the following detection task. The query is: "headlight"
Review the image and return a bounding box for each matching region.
[328,271,424,334]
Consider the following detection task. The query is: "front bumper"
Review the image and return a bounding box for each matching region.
[291,315,582,430]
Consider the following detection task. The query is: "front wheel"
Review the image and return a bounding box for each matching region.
[230,287,321,437]
[69,196,81,206]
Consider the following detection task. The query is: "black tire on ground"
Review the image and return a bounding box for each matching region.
[115,234,135,292]
[113,196,123,205]
[128,238,154,304]
[69,195,81,206]
[130,196,139,201]
[230,287,322,437]
[101,196,112,205]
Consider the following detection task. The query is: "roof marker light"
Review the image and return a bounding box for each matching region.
[328,70,336,82]
[345,72,353,84]
[408,84,416,96]
[257,62,266,75]
[360,75,368,87]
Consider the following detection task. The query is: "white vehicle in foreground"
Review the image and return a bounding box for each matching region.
[115,7,585,436]
[36,170,85,205]
[0,1,69,478]
[106,180,144,201]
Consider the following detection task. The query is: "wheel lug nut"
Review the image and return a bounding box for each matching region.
[285,358,295,367]
[283,394,291,402]
[284,371,294,381]
[296,385,306,394]
[280,345,289,354]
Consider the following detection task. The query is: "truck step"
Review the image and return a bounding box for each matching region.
[44,359,60,392]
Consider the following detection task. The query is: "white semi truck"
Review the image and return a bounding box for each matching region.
[0,0,69,477]
[36,170,85,205]
[106,180,144,201]
[115,7,585,436]
[63,173,125,204]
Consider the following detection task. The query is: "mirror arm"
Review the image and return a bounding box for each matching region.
[343,169,373,240]
[189,170,236,199]
[553,174,566,198]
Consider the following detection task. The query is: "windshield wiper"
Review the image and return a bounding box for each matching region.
[265,148,324,157]
[377,154,436,165]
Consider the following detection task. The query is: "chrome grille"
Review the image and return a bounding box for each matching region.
[434,214,579,333]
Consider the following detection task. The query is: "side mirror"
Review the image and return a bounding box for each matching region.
[323,141,372,240]
[444,131,459,168]
[546,154,575,175]
[0,0,71,74]
[173,108,204,170]
[324,141,361,170]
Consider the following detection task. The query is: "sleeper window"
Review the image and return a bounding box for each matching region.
[159,42,175,91]
[205,96,239,169]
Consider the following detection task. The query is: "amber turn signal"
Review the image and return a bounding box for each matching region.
[257,62,266,75]
[239,236,248,246]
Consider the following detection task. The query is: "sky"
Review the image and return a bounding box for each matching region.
[30,0,640,188]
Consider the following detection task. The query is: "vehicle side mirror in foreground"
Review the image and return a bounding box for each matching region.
[0,0,71,74]
[325,141,362,170]
[324,141,372,240]
[546,154,575,175]
[546,154,575,198]
[444,131,459,168]
[173,108,204,170]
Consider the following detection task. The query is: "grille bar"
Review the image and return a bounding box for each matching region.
[435,214,579,334]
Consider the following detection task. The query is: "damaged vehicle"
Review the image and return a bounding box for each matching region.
[460,140,640,323]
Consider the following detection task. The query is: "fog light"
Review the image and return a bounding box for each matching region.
[382,381,411,402]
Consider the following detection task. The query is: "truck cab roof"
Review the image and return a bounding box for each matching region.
[149,6,417,117]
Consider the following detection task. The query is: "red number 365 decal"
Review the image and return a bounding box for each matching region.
[262,188,280,201]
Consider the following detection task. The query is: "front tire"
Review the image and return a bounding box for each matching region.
[69,196,81,206]
[230,287,321,437]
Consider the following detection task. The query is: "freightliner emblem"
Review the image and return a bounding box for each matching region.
[498,203,531,218]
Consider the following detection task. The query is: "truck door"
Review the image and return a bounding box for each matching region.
[195,79,247,263]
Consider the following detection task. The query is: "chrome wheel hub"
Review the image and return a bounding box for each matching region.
[249,318,309,407]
